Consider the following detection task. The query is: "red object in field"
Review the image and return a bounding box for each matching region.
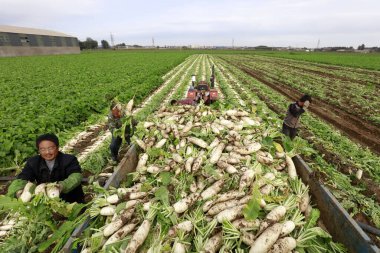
[186,83,218,104]
[187,90,197,100]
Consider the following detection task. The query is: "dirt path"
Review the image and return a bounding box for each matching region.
[239,67,380,155]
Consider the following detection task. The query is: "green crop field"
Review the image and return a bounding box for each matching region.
[246,51,380,71]
[0,50,193,168]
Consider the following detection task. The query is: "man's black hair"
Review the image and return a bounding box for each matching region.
[36,133,59,148]
[300,94,312,103]
[170,99,177,106]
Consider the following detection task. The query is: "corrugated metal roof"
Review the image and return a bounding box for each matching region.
[0,25,75,37]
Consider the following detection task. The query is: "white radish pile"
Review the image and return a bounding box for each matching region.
[79,103,339,253]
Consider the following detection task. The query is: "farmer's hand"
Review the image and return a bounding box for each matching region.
[303,100,310,109]
[58,182,64,193]
[16,189,23,198]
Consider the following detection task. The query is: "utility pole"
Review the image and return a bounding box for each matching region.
[110,33,115,48]
[152,37,155,48]
[232,38,234,49]
[316,39,320,50]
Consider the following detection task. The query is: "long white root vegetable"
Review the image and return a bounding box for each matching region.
[286,155,297,179]
[216,205,244,223]
[187,137,208,149]
[173,193,200,213]
[209,143,226,164]
[124,220,151,253]
[103,223,136,248]
[201,232,223,253]
[268,237,297,253]
[103,208,135,237]
[201,180,224,200]
[19,182,35,203]
[249,223,283,253]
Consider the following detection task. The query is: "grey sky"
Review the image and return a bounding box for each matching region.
[1,0,379,47]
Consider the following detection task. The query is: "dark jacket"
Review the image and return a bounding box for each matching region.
[17,152,84,203]
[283,102,305,128]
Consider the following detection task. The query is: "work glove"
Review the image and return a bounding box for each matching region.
[303,100,310,109]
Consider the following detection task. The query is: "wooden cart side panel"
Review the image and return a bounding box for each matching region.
[293,155,379,253]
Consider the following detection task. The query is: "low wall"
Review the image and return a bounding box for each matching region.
[0,46,80,57]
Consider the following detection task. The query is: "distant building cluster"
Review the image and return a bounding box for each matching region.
[0,25,80,57]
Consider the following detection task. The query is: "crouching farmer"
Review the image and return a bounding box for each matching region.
[7,133,84,203]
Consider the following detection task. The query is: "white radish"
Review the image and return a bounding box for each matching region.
[208,199,241,216]
[209,143,226,164]
[173,193,200,213]
[34,183,46,195]
[173,241,186,253]
[147,165,162,174]
[46,184,60,199]
[192,152,204,172]
[106,194,119,204]
[187,137,208,149]
[19,182,35,203]
[209,138,220,150]
[143,122,155,129]
[286,155,297,179]
[172,153,183,163]
[181,121,193,134]
[215,191,245,203]
[356,169,363,180]
[216,205,244,223]
[136,153,149,173]
[100,206,116,216]
[217,161,237,174]
[103,208,135,237]
[0,224,13,231]
[235,142,261,155]
[299,192,310,212]
[267,206,287,221]
[249,223,283,253]
[202,232,223,253]
[103,223,136,248]
[124,220,151,253]
[125,98,134,115]
[280,221,295,237]
[185,157,194,172]
[268,237,297,253]
[232,218,260,230]
[239,169,255,191]
[127,192,148,200]
[134,138,146,151]
[155,138,167,148]
[201,180,224,200]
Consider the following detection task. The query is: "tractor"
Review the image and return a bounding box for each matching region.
[187,65,218,105]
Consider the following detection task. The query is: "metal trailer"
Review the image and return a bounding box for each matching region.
[61,148,379,253]
[62,144,138,253]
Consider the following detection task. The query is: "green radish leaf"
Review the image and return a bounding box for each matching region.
[155,186,169,205]
[305,208,320,229]
[243,185,262,221]
[159,172,172,186]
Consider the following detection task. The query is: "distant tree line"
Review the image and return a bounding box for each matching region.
[79,38,98,50]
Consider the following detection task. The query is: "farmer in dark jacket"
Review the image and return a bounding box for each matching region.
[7,133,84,203]
[108,102,123,161]
[108,101,137,162]
[282,94,312,139]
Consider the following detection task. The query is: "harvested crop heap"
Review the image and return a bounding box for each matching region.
[81,104,346,253]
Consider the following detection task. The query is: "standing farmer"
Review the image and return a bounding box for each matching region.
[282,94,312,139]
[108,100,136,162]
[108,102,123,162]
